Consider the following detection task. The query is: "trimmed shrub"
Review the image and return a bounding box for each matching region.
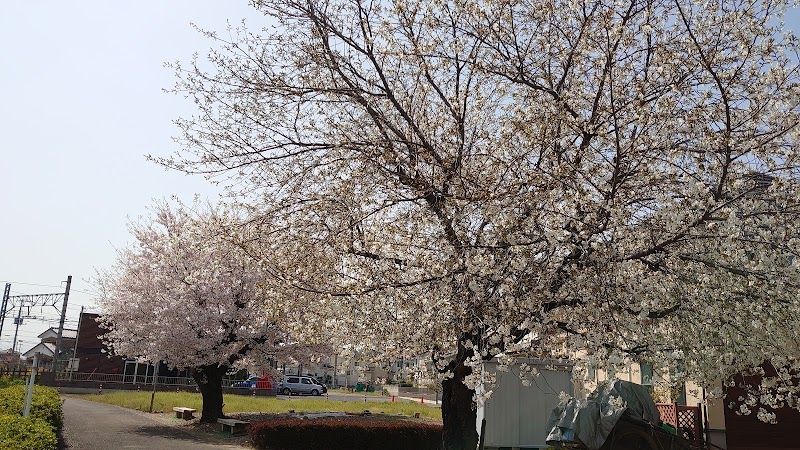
[250,417,442,450]
[0,375,25,389]
[0,414,57,450]
[0,385,63,430]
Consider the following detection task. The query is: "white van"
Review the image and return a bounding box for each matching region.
[279,375,327,396]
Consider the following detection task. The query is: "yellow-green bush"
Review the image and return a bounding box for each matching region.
[0,385,63,430]
[0,375,25,389]
[0,414,57,450]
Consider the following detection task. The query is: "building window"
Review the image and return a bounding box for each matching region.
[676,383,687,405]
[673,362,686,405]
[640,363,653,387]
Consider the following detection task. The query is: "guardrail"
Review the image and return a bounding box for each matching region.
[56,372,123,383]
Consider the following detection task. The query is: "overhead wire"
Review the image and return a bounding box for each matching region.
[0,280,97,296]
[0,281,95,355]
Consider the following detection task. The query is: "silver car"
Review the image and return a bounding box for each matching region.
[279,375,327,396]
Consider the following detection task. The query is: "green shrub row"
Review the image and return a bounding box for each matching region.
[0,414,58,450]
[0,384,62,450]
[0,375,26,389]
[249,417,442,450]
[0,385,63,430]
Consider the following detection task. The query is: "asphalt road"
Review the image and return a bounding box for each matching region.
[275,391,441,407]
[289,392,392,403]
[61,397,249,450]
[277,391,440,406]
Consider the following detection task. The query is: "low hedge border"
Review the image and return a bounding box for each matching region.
[0,414,58,450]
[0,385,63,430]
[250,416,442,450]
[0,375,26,390]
[0,384,62,450]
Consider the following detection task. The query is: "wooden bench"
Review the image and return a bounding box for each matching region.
[218,418,249,434]
[172,407,197,420]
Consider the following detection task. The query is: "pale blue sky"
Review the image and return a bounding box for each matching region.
[0,1,263,351]
[1,3,799,354]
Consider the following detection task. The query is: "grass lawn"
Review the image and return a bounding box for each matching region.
[66,391,442,421]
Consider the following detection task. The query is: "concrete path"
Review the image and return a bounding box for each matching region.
[61,397,249,450]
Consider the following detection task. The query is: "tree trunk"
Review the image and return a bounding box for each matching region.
[192,364,227,423]
[441,341,479,450]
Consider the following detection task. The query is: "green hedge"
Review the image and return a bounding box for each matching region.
[0,414,57,450]
[0,375,26,389]
[250,417,442,450]
[0,385,63,430]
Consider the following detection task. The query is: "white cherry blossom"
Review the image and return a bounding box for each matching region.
[153,1,800,447]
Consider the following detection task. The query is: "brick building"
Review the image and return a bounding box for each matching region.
[73,312,126,374]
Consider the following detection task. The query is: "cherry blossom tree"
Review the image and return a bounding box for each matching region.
[159,0,800,447]
[95,203,311,423]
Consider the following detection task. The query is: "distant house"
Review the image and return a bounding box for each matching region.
[37,327,77,347]
[21,327,78,370]
[22,343,56,370]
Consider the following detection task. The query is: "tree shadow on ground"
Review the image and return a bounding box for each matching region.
[131,423,250,447]
[131,424,222,442]
[58,428,69,449]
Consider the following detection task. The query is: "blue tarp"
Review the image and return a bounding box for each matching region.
[545,380,661,450]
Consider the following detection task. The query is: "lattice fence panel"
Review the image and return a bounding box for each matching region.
[657,403,677,426]
[677,408,702,444]
[657,403,703,446]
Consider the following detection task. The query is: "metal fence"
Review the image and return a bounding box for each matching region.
[55,372,198,386]
[0,368,32,379]
[54,371,258,388]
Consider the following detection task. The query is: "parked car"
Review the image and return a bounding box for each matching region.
[231,374,275,390]
[278,375,327,396]
[231,375,259,388]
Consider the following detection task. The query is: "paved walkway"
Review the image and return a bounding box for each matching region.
[61,397,249,450]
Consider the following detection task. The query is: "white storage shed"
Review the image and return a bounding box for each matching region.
[477,358,574,449]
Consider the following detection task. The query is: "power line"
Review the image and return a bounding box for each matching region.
[0,281,95,296]
[0,278,74,367]
[0,281,66,289]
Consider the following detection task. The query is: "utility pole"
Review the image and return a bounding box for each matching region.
[69,306,84,382]
[11,302,23,356]
[54,275,72,372]
[0,283,10,343]
[2,280,70,364]
[23,353,39,418]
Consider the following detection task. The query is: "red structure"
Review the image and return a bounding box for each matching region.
[657,403,703,446]
[723,365,800,450]
[255,376,273,390]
